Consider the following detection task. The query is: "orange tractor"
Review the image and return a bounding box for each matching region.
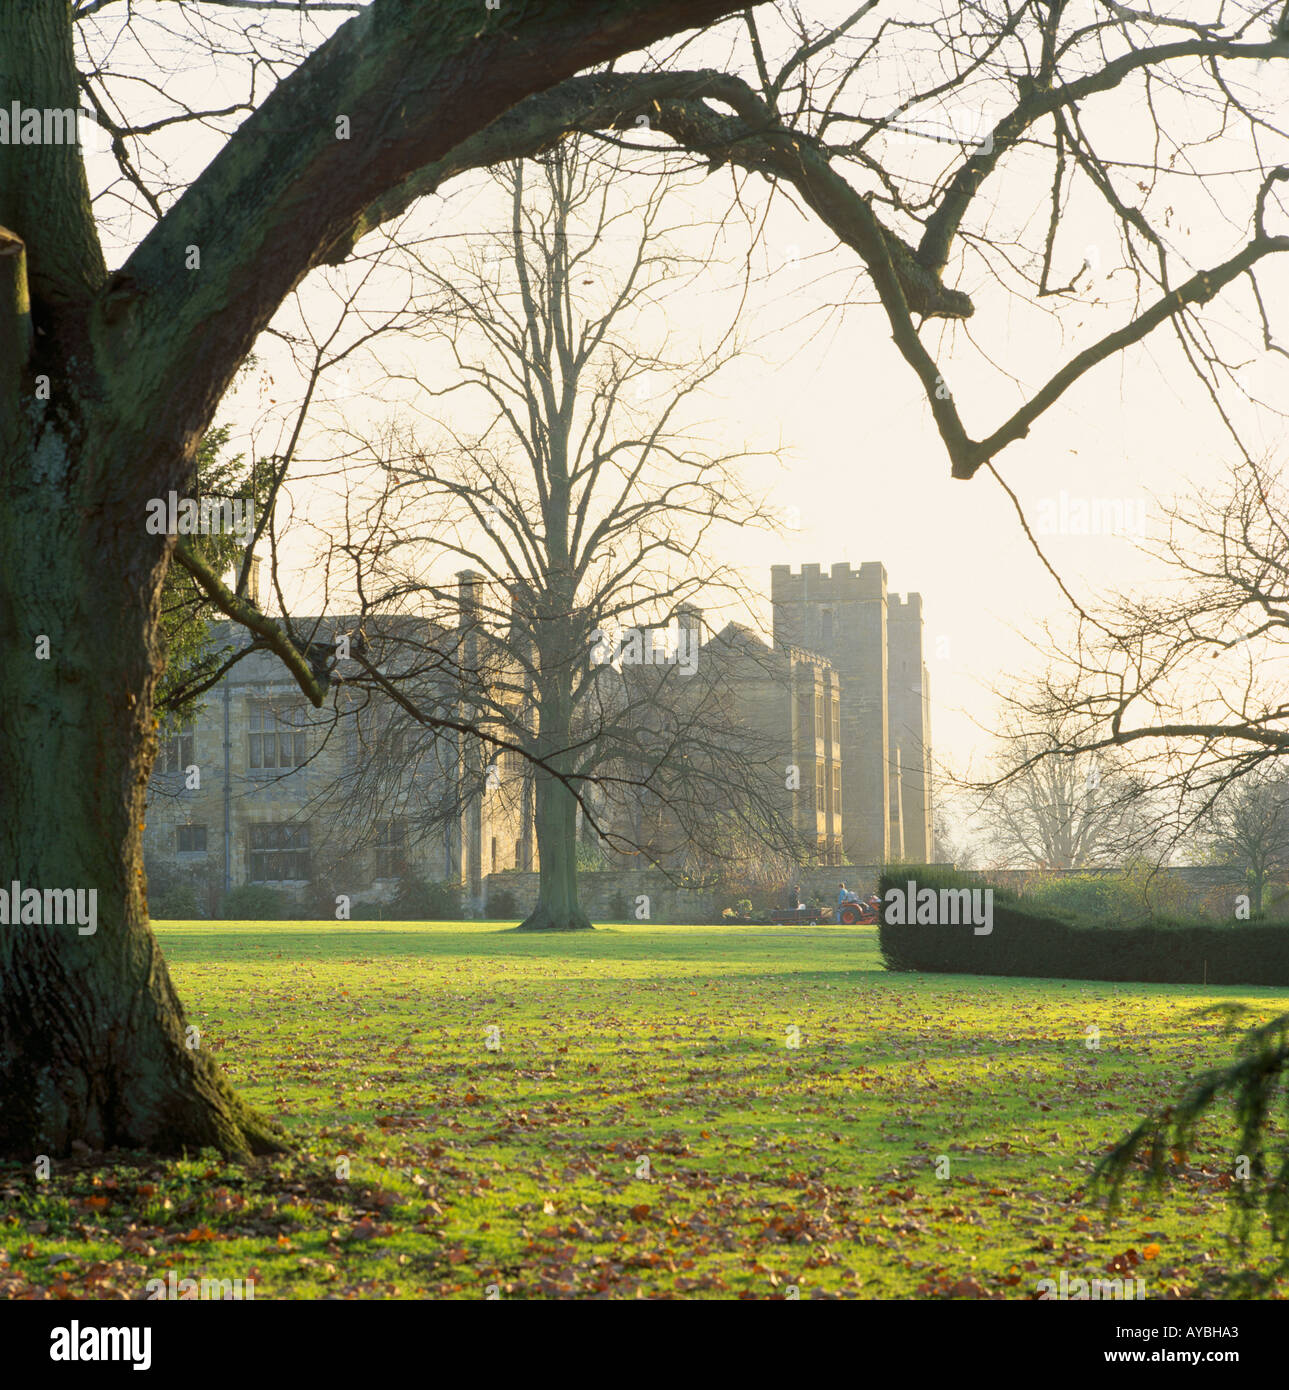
[836,896,880,925]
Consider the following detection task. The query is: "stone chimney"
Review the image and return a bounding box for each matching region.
[676,602,704,642]
[457,569,484,623]
[245,555,261,607]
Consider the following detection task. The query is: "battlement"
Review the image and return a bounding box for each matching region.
[770,560,887,601]
[887,592,924,619]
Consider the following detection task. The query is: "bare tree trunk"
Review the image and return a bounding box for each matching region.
[0,436,283,1159]
[519,678,592,931]
[523,768,593,932]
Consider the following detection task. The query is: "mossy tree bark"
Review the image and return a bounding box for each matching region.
[0,0,750,1157]
[522,677,593,932]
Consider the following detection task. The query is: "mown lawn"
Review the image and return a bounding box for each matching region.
[2,920,1286,1299]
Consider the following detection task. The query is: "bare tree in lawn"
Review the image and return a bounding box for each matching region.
[325,138,789,930]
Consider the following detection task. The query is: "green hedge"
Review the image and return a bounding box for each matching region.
[218,884,292,920]
[148,880,203,920]
[877,865,1289,986]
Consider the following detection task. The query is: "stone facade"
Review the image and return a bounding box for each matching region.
[887,593,934,861]
[143,614,533,915]
[698,623,845,861]
[770,562,933,864]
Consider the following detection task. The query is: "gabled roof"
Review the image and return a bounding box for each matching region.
[703,621,833,673]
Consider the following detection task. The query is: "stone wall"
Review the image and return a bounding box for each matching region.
[483,863,1256,926]
[482,863,939,922]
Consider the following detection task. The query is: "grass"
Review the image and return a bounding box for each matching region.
[2,920,1286,1300]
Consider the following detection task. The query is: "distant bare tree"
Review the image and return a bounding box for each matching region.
[971,712,1156,870]
[1204,767,1289,914]
[932,801,976,870]
[995,462,1289,846]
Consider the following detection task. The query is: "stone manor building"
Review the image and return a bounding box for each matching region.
[143,560,932,910]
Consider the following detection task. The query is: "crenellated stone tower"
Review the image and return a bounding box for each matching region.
[887,592,933,861]
[770,561,932,864]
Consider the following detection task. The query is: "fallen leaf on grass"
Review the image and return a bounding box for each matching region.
[177,1226,218,1244]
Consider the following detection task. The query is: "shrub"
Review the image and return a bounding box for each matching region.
[877,864,1289,987]
[607,890,629,921]
[485,888,519,921]
[218,885,292,920]
[148,879,201,920]
[706,878,791,919]
[300,848,365,919]
[1193,886,1240,920]
[1018,871,1135,923]
[576,841,609,871]
[1017,864,1195,924]
[347,898,387,921]
[389,875,462,921]
[1115,860,1197,919]
[144,854,218,920]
